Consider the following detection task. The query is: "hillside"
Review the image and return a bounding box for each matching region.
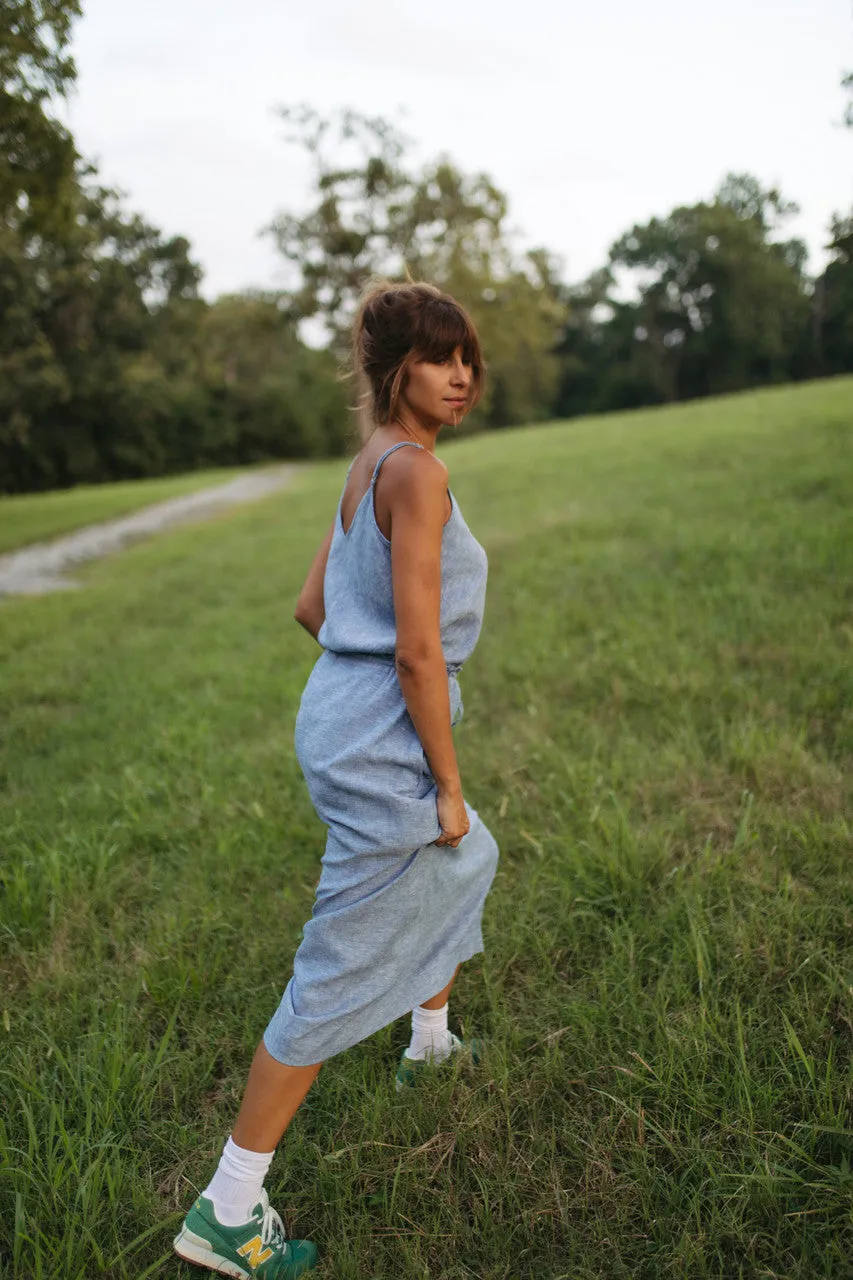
[1,376,851,1278]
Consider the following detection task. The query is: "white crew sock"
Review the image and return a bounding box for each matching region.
[202,1134,275,1226]
[404,1000,455,1062]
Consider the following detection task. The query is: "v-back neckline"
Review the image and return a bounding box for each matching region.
[338,485,373,539]
[338,483,457,542]
[338,440,458,542]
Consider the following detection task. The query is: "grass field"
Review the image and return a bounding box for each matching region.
[1,376,852,1279]
[0,466,259,555]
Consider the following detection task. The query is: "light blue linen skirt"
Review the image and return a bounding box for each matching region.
[262,650,500,1066]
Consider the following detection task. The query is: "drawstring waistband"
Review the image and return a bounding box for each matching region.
[323,649,463,677]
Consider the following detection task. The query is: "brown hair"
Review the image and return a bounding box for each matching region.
[351,278,485,434]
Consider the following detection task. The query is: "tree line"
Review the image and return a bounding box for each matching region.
[2,3,852,493]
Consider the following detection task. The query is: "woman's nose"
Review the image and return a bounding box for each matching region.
[450,360,470,386]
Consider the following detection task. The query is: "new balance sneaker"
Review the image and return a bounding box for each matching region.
[394,1032,484,1093]
[173,1187,317,1277]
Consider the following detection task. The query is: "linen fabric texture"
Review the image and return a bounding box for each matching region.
[262,441,500,1066]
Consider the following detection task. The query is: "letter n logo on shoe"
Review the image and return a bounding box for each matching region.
[237,1236,274,1267]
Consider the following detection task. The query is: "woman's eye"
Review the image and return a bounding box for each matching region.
[431,352,471,367]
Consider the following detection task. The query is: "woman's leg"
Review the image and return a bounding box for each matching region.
[231,1040,323,1153]
[419,963,460,1010]
[175,1046,323,1280]
[192,1045,321,1232]
[405,964,462,1062]
[228,963,463,1151]
[230,962,462,1150]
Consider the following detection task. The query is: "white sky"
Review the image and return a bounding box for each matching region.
[63,0,853,303]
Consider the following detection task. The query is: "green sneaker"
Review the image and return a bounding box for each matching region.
[173,1187,318,1277]
[395,1032,484,1093]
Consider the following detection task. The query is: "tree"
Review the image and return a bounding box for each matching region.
[267,105,511,348]
[811,213,853,376]
[186,293,349,463]
[607,174,810,402]
[553,267,669,416]
[0,0,82,236]
[810,73,853,372]
[0,171,208,489]
[0,36,365,491]
[266,104,565,427]
[446,247,564,428]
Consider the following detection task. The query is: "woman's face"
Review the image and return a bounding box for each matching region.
[400,345,473,428]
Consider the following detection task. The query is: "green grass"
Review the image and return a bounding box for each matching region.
[0,466,256,555]
[1,376,852,1279]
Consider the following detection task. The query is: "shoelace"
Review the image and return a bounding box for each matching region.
[259,1201,288,1253]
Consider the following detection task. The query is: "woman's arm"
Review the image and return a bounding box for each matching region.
[293,518,336,642]
[386,450,461,797]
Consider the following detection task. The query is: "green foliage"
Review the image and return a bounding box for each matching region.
[266,105,511,346]
[185,293,352,461]
[0,36,351,493]
[553,175,826,417]
[441,249,565,429]
[1,22,853,493]
[813,213,853,376]
[1,171,205,490]
[266,104,564,429]
[1,381,852,1275]
[609,174,810,400]
[0,170,350,492]
[0,0,82,235]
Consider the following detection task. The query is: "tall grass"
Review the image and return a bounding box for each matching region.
[1,377,851,1277]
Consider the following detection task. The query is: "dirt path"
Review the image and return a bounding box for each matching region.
[0,465,300,597]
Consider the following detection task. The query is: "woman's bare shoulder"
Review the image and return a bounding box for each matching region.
[384,443,447,482]
[374,446,450,535]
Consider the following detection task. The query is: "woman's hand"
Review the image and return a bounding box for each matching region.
[435,784,470,848]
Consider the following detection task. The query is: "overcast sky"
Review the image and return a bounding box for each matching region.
[63,0,853,302]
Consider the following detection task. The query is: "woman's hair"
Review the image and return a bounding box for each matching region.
[350,278,485,435]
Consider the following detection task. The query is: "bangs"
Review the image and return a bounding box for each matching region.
[413,299,481,367]
[352,278,486,425]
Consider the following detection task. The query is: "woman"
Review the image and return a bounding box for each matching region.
[173,280,500,1278]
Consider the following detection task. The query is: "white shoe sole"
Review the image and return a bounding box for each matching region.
[173,1225,252,1278]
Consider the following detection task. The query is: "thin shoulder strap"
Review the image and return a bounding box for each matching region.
[371,440,424,483]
